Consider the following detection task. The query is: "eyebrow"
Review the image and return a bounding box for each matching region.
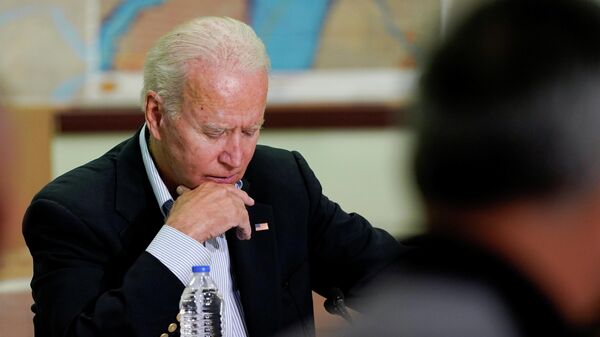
[203,123,226,132]
[203,119,265,132]
[247,119,265,130]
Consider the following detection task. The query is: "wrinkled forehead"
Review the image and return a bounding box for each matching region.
[183,59,268,102]
[178,61,268,126]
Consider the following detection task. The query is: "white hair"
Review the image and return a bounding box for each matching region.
[140,16,270,116]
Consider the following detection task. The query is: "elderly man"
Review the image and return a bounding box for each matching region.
[343,0,600,336]
[23,17,401,337]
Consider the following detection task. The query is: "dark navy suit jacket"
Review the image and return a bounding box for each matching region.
[23,128,402,337]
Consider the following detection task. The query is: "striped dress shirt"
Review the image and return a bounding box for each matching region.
[140,125,249,337]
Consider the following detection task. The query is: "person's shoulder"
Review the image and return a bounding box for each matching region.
[250,144,304,170]
[253,144,296,161]
[246,145,313,192]
[34,137,130,205]
[35,156,115,206]
[347,273,519,337]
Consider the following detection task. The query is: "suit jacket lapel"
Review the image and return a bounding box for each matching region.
[227,179,281,337]
[114,128,164,253]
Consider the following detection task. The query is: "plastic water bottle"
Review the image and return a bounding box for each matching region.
[179,265,224,337]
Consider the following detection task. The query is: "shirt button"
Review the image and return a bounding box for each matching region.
[160,333,168,337]
[176,313,181,322]
[168,323,178,333]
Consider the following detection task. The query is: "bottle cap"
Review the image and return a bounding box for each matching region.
[192,265,210,273]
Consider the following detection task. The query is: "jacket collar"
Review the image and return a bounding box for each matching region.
[114,127,158,224]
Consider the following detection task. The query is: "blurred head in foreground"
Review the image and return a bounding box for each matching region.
[415,0,600,328]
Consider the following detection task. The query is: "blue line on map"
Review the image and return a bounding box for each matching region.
[251,0,330,70]
[374,0,421,63]
[52,73,85,103]
[51,8,86,60]
[100,0,164,71]
[0,5,86,62]
[0,5,87,102]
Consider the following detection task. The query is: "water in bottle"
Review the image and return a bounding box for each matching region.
[179,265,224,337]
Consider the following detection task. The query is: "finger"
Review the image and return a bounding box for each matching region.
[236,221,252,240]
[231,189,255,206]
[176,185,191,195]
[235,210,252,240]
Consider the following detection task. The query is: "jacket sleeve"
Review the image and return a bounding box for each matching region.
[292,151,405,304]
[23,198,184,337]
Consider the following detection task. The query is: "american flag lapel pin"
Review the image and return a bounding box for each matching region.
[255,222,269,231]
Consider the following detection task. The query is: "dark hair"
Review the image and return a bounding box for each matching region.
[415,0,600,207]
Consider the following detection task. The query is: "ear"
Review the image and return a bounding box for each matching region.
[144,90,165,141]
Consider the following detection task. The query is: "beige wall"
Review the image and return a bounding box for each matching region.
[0,107,52,280]
[52,128,424,238]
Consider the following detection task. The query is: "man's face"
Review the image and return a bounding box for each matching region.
[150,61,268,189]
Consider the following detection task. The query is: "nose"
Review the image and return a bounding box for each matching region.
[218,132,243,168]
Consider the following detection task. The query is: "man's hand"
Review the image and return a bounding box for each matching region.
[165,182,255,242]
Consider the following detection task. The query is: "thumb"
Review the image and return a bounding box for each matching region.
[176,185,191,195]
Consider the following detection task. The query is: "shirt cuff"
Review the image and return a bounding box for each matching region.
[146,225,211,285]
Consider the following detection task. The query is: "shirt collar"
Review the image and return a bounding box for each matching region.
[139,124,173,218]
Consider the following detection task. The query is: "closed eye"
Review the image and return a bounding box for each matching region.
[243,121,264,137]
[203,128,226,139]
[242,127,261,137]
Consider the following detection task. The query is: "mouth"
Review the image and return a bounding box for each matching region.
[205,175,239,184]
